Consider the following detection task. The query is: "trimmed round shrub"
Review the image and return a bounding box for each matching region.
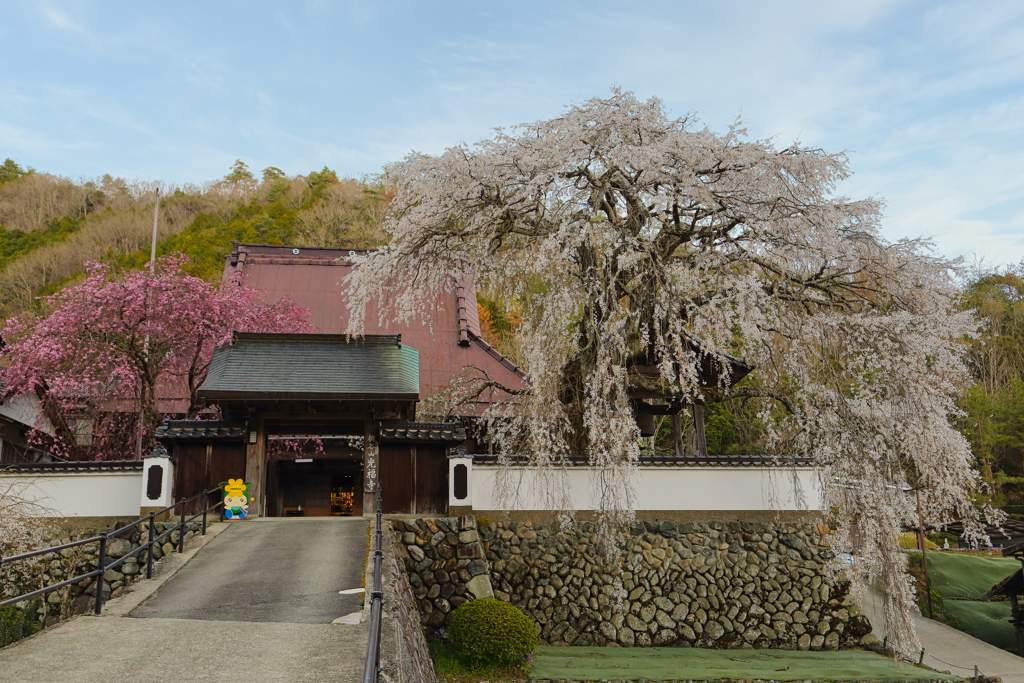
[447,598,537,669]
[1,606,39,647]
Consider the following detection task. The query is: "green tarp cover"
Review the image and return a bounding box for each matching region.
[925,552,1019,600]
[529,646,961,681]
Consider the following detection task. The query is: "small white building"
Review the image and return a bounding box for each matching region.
[0,390,58,463]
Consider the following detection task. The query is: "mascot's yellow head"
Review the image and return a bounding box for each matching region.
[221,479,251,512]
[224,479,248,498]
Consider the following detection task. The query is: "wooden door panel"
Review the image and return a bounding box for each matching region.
[379,443,414,514]
[209,444,246,487]
[415,445,447,515]
[173,444,208,515]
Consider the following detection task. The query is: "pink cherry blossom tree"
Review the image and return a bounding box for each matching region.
[345,89,988,649]
[0,253,314,458]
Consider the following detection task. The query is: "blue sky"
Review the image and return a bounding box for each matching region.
[2,1,1023,264]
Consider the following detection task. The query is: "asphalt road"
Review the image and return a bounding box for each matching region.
[132,517,369,623]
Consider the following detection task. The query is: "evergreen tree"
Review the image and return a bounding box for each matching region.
[224,159,254,184]
[261,166,286,183]
[0,158,29,187]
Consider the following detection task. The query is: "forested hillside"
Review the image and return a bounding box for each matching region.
[956,268,1024,518]
[2,156,1023,519]
[0,158,390,319]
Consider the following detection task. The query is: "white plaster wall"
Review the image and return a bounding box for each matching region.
[1,472,143,518]
[469,466,821,512]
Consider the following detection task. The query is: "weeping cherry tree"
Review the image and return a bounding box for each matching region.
[344,90,984,649]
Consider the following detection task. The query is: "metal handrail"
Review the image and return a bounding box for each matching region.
[363,490,384,683]
[0,486,224,614]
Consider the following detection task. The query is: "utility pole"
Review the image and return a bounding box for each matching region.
[916,488,934,619]
[136,188,161,459]
[150,188,161,275]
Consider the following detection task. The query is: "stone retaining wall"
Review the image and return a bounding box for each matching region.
[392,516,495,629]
[394,517,879,652]
[379,527,439,683]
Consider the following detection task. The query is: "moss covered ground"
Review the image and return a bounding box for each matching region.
[529,646,962,681]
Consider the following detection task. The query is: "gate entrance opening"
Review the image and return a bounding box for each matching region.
[272,458,363,517]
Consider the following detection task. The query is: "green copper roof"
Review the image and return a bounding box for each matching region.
[198,333,419,401]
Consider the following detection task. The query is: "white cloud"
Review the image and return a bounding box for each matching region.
[40,5,91,38]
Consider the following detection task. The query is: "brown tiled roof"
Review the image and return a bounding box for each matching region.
[466,332,527,380]
[155,420,247,442]
[454,273,528,380]
[227,242,373,267]
[223,243,528,405]
[379,422,466,443]
[934,518,1024,541]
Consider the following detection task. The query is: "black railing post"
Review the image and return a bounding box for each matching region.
[374,490,383,675]
[94,533,107,615]
[178,500,185,553]
[374,491,383,590]
[146,512,155,579]
[202,491,208,536]
[363,489,385,683]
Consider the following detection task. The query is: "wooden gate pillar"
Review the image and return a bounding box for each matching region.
[692,403,708,457]
[244,419,266,517]
[362,419,378,516]
[672,413,684,458]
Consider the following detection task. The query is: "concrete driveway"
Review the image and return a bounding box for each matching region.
[0,518,371,683]
[132,517,368,623]
[861,589,1024,683]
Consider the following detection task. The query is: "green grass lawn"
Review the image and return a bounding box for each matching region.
[529,646,962,682]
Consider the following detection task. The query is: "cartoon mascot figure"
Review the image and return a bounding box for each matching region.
[221,479,252,520]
